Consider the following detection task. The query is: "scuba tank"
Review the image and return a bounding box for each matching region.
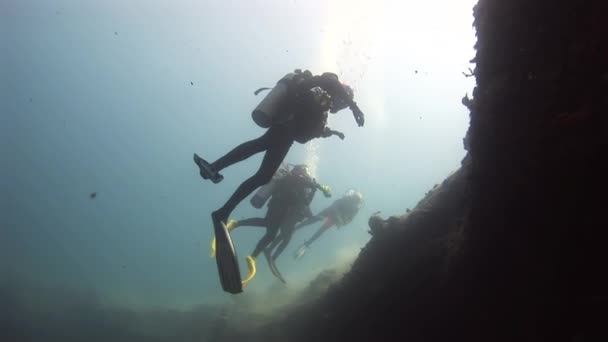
[251,69,312,128]
[250,165,290,208]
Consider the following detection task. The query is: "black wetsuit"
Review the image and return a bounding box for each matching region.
[265,187,317,261]
[209,73,360,226]
[242,173,319,258]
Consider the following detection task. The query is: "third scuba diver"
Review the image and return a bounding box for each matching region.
[194,69,365,293]
[292,190,364,259]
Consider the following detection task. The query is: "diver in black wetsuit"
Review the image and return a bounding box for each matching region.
[218,164,331,284]
[194,70,365,292]
[195,71,362,226]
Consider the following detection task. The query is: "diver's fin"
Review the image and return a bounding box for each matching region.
[272,265,286,284]
[263,249,286,284]
[210,220,238,258]
[214,218,242,294]
[254,87,272,95]
[293,245,309,260]
[241,256,257,287]
[193,153,224,184]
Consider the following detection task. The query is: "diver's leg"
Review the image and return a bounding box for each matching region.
[266,231,284,253]
[212,129,293,225]
[293,218,333,261]
[211,130,273,172]
[194,128,273,183]
[296,207,332,229]
[251,206,285,258]
[266,207,298,254]
[271,222,295,261]
[303,218,335,247]
[264,229,287,284]
[295,215,322,228]
[235,217,267,228]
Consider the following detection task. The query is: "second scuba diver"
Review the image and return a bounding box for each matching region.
[210,164,331,285]
[194,69,365,293]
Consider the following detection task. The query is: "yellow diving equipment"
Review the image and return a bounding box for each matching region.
[210,220,238,257]
[320,184,332,197]
[242,256,257,286]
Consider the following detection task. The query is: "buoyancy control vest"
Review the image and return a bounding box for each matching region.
[251,69,320,128]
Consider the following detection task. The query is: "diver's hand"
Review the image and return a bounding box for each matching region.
[319,185,332,198]
[351,104,365,127]
[336,132,345,140]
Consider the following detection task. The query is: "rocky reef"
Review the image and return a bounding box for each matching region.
[232,0,608,341]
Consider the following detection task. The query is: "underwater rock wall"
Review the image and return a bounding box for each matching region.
[460,0,607,340]
[236,0,607,341]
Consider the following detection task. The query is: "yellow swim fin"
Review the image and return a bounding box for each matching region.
[210,220,238,258]
[241,256,257,287]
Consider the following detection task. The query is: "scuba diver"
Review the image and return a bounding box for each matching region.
[194,69,365,293]
[292,189,364,260]
[210,164,331,284]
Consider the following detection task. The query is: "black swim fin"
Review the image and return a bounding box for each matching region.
[254,87,271,95]
[264,249,286,284]
[194,153,224,184]
[214,216,243,294]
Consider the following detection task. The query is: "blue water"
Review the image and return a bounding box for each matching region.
[1,0,476,336]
